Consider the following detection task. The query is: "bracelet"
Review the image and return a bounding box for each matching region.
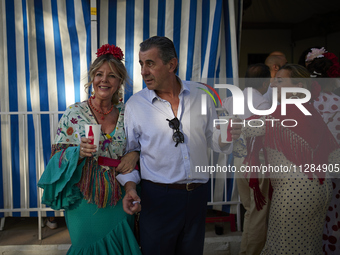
[79,145,84,159]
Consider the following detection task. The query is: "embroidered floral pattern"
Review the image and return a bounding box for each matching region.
[53,100,126,207]
[67,127,74,136]
[70,117,78,124]
[54,100,126,158]
[51,143,78,158]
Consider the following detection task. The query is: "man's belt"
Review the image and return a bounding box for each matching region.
[145,180,202,192]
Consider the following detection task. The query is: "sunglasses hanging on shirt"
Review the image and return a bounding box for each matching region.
[166,117,184,147]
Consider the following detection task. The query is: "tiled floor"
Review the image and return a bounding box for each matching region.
[0,217,71,246]
[0,215,242,254]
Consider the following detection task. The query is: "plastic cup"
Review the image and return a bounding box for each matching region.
[84,124,101,151]
[219,116,233,143]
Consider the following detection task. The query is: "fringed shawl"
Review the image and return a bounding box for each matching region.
[48,101,126,208]
[76,156,121,208]
[244,103,339,210]
[51,143,122,208]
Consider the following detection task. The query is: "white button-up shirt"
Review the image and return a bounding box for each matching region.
[117,78,232,185]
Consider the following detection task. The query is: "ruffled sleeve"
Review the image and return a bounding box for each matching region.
[38,146,85,210]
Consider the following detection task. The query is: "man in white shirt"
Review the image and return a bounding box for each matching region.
[120,36,238,255]
[222,63,271,255]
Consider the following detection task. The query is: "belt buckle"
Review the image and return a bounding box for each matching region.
[186,183,194,191]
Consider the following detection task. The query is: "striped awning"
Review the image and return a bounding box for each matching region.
[0,0,241,217]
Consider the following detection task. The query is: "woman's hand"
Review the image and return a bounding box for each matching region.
[116,151,140,174]
[79,137,97,158]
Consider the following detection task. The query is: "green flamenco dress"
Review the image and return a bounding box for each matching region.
[38,101,141,255]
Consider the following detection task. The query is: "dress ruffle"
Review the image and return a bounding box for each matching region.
[66,216,141,255]
[38,146,84,210]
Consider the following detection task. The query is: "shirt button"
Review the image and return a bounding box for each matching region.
[185,156,187,159]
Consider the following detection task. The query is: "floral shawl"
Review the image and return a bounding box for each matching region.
[51,100,126,208]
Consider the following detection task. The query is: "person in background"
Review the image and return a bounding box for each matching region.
[38,44,142,255]
[121,36,237,255]
[232,64,339,254]
[306,47,340,254]
[223,63,272,255]
[265,52,287,83]
[263,51,287,104]
[44,216,57,229]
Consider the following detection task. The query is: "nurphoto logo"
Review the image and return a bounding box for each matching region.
[199,83,312,128]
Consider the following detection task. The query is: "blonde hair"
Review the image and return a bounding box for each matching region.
[279,64,311,91]
[85,54,130,104]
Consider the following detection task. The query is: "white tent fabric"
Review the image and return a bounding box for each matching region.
[0,0,240,217]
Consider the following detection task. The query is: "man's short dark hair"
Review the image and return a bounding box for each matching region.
[140,36,178,73]
[245,63,271,89]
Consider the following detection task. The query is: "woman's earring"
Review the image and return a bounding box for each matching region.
[91,91,95,99]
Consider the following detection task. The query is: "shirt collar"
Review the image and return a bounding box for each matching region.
[147,76,190,103]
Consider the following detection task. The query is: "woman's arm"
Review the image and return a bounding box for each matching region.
[116,151,140,174]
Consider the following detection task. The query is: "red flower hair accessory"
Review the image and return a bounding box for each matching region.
[323,52,340,78]
[96,44,124,60]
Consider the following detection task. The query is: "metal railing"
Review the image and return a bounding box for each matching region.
[0,110,241,241]
[0,111,64,240]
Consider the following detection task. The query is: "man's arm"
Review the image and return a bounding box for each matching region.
[116,170,140,186]
[120,102,142,215]
[116,103,142,185]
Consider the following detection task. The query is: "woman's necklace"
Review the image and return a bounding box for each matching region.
[88,97,114,120]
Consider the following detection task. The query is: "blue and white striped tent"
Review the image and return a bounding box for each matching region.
[0,0,241,218]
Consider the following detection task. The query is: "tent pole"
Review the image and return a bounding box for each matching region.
[91,0,98,63]
[228,0,239,87]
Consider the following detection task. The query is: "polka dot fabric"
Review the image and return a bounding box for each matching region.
[240,119,339,254]
[314,91,340,254]
[259,149,332,255]
[314,92,340,143]
[322,179,340,255]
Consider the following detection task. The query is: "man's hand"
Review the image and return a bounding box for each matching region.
[123,182,141,215]
[231,118,242,140]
